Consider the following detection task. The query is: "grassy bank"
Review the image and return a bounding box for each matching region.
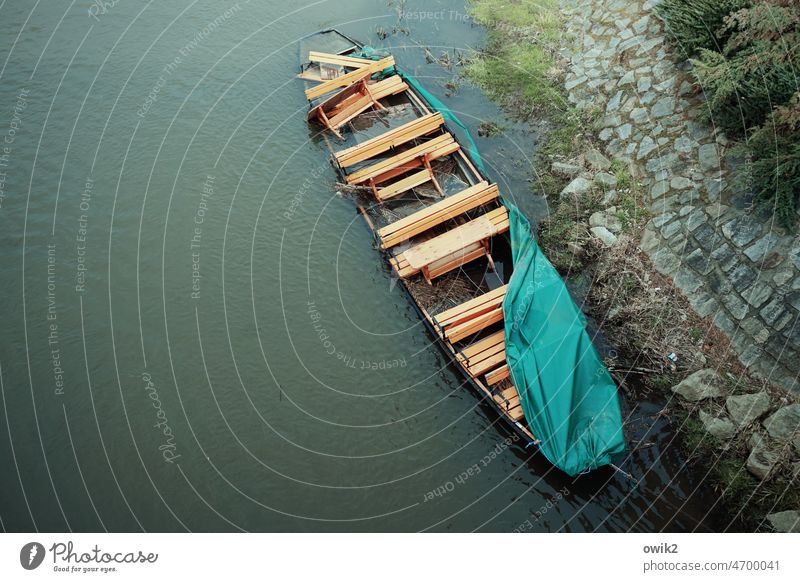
[465,0,592,160]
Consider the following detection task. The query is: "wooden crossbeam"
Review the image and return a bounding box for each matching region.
[423,240,490,284]
[455,330,507,378]
[304,56,395,101]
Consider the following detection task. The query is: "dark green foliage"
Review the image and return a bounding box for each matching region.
[691,1,800,134]
[735,94,800,227]
[662,0,800,227]
[655,0,751,59]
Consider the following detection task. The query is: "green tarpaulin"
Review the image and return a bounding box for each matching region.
[503,204,625,475]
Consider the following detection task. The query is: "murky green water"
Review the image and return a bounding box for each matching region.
[0,0,718,532]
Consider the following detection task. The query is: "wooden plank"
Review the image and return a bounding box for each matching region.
[404,215,497,270]
[444,307,503,343]
[496,385,517,401]
[305,56,395,101]
[495,393,520,410]
[376,169,432,201]
[435,284,507,328]
[379,181,493,238]
[425,243,488,283]
[345,133,456,184]
[391,240,485,280]
[377,182,498,249]
[459,330,504,361]
[468,350,506,377]
[327,94,373,128]
[508,406,525,422]
[485,365,509,385]
[335,113,444,168]
[308,51,373,68]
[297,69,324,82]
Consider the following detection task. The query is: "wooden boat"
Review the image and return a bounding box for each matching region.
[298,30,539,448]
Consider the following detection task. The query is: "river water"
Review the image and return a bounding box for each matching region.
[0,0,719,532]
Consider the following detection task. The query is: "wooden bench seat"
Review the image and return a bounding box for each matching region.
[456,330,507,378]
[307,75,408,138]
[434,284,507,343]
[335,113,445,169]
[304,56,395,101]
[377,181,499,249]
[388,207,509,283]
[390,240,486,280]
[346,133,460,184]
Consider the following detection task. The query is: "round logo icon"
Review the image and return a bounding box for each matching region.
[20,542,46,570]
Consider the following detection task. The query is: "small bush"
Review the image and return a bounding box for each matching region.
[691,1,800,134]
[656,0,751,59]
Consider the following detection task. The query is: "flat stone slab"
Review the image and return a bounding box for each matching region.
[672,369,726,401]
[722,215,762,248]
[585,149,612,170]
[698,410,736,440]
[551,161,582,178]
[589,210,622,233]
[767,510,800,533]
[590,226,618,247]
[762,404,800,442]
[726,392,771,427]
[560,177,592,199]
[746,433,781,480]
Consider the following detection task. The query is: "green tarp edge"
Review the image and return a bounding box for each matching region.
[355,46,625,475]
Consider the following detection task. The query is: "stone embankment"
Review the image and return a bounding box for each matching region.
[557,0,799,531]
